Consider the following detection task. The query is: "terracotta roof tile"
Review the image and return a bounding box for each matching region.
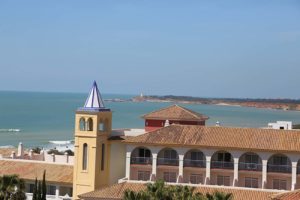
[142,104,209,121]
[79,182,145,200]
[0,148,16,157]
[271,189,300,200]
[124,125,300,152]
[79,182,279,200]
[0,160,73,185]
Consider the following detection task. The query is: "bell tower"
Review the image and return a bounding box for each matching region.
[73,81,112,199]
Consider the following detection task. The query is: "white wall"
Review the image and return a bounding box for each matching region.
[268,121,292,130]
[109,142,126,185]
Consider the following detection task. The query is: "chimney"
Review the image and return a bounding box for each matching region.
[17,142,24,157]
[164,119,170,127]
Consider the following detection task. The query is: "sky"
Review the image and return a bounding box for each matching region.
[0,1,299,98]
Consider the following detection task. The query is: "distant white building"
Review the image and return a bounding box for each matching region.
[268,121,293,130]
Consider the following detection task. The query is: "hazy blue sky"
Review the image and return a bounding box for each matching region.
[0,1,299,98]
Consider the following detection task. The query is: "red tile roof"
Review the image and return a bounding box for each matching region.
[142,104,209,121]
[0,159,73,185]
[124,124,300,152]
[79,182,279,200]
[271,189,300,200]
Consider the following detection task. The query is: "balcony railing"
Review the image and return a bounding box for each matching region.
[211,161,234,169]
[131,157,152,165]
[239,162,262,171]
[268,164,291,173]
[157,158,179,166]
[184,159,206,168]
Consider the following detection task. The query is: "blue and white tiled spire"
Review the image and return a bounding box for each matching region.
[79,81,110,111]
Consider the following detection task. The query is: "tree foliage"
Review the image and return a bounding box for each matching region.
[123,180,232,200]
[42,171,46,200]
[0,174,26,200]
[33,170,47,200]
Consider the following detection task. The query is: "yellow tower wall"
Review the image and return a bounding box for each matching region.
[73,111,112,199]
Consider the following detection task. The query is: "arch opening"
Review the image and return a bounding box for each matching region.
[79,118,86,131]
[157,148,179,166]
[239,152,262,171]
[211,150,233,169]
[184,149,206,168]
[267,154,291,174]
[87,118,93,131]
[131,147,152,165]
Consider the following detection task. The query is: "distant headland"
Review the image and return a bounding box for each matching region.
[131,95,300,111]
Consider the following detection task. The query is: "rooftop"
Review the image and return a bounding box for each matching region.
[79,181,278,200]
[0,148,16,157]
[271,189,300,200]
[142,104,209,121]
[124,124,300,152]
[0,159,73,185]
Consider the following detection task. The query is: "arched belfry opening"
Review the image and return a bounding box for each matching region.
[87,118,93,131]
[99,120,105,132]
[79,118,86,131]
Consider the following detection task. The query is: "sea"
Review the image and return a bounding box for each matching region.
[1,91,300,149]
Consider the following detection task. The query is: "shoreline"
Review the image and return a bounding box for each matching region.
[132,96,300,112]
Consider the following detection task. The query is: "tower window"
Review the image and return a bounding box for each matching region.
[87,118,93,131]
[82,143,88,170]
[101,144,105,171]
[79,118,86,131]
[99,122,105,132]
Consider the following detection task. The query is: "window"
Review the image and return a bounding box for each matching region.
[163,172,177,183]
[273,156,288,165]
[139,148,151,158]
[245,177,258,188]
[163,149,177,159]
[273,179,287,190]
[191,151,203,161]
[29,184,35,193]
[190,174,203,184]
[79,118,85,131]
[217,175,230,186]
[137,171,151,181]
[82,143,88,170]
[87,118,93,131]
[59,186,73,197]
[245,154,259,163]
[99,122,105,131]
[217,152,231,162]
[46,185,56,195]
[101,143,105,171]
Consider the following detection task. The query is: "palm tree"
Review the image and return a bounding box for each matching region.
[206,191,233,200]
[122,180,232,200]
[124,189,149,200]
[10,178,26,200]
[146,179,169,200]
[123,180,205,200]
[0,174,26,200]
[170,185,207,200]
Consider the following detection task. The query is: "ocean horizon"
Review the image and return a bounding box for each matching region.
[1,91,300,148]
